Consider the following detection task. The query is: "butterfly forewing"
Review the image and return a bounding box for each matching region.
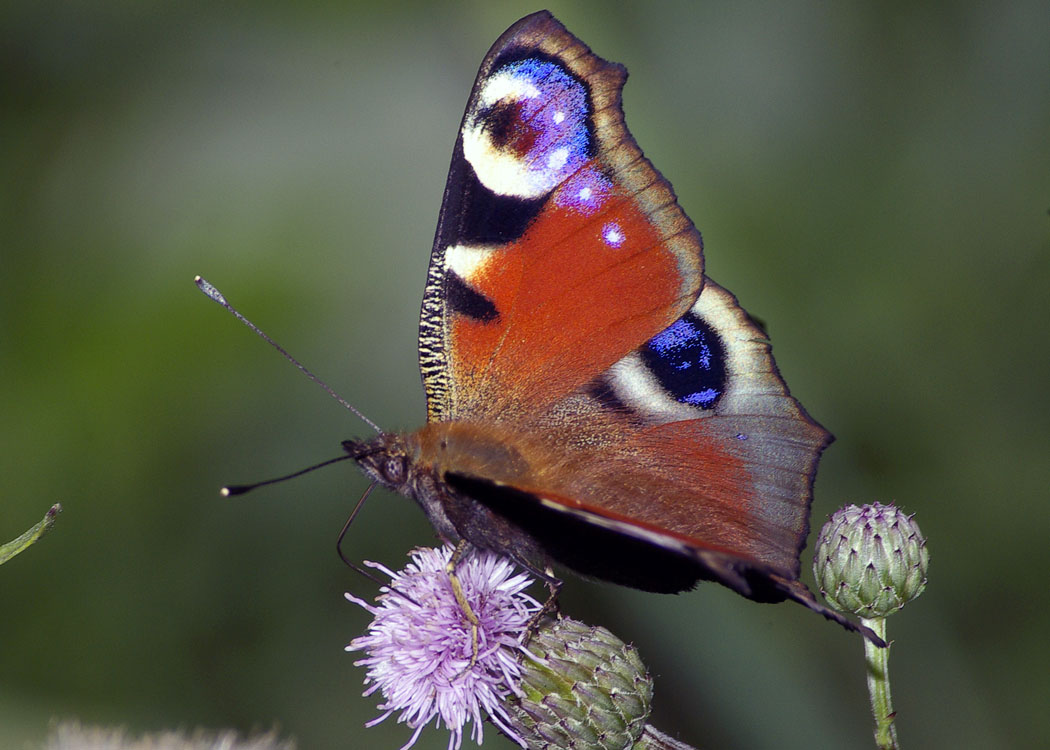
[419,11,703,422]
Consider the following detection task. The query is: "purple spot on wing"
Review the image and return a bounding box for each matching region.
[602,222,624,247]
[554,167,612,214]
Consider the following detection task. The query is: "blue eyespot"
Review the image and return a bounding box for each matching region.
[641,313,726,409]
[498,59,590,182]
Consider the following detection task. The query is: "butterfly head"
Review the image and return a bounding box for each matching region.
[343,432,463,545]
[342,434,414,493]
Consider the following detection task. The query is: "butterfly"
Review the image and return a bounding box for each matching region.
[345,10,879,644]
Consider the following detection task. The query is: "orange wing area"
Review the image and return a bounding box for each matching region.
[421,11,704,422]
[450,184,696,418]
[630,417,825,575]
[539,416,824,577]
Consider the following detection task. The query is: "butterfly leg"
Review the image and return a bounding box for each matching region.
[523,566,563,645]
[447,539,481,673]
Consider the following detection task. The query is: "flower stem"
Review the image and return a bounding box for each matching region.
[635,725,700,750]
[862,616,898,750]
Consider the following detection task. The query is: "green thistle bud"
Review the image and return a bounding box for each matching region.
[505,618,653,750]
[813,502,929,618]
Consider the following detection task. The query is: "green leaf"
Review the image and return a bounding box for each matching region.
[0,504,62,566]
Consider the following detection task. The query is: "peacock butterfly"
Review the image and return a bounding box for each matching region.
[342,11,878,643]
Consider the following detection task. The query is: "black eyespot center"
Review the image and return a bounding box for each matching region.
[481,100,525,150]
[641,312,727,410]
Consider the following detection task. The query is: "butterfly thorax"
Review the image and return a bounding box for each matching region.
[343,425,550,569]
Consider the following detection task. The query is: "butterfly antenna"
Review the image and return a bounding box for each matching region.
[221,454,355,497]
[195,276,382,434]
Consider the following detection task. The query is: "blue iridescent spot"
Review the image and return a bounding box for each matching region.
[683,388,720,407]
[641,313,727,410]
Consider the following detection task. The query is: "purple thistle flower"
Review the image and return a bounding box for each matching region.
[346,546,541,750]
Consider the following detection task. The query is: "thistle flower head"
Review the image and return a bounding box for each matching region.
[813,502,929,618]
[346,546,540,750]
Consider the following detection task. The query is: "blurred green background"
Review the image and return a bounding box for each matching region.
[3,1,1047,748]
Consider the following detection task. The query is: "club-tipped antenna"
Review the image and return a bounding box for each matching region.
[195,275,382,434]
[221,454,356,497]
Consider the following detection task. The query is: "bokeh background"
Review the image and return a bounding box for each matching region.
[3,2,1047,748]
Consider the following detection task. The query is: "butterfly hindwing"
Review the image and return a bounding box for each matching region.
[417,270,848,627]
[420,11,704,422]
[424,276,830,585]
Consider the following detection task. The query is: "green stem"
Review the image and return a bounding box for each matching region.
[862,616,898,750]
